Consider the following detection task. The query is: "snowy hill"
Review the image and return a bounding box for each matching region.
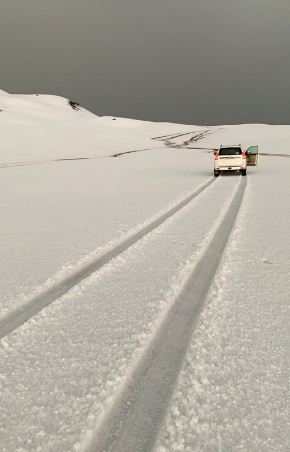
[0,89,162,163]
[0,90,289,451]
[1,89,290,166]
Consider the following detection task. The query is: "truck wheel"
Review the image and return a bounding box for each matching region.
[214,170,220,177]
[241,169,247,176]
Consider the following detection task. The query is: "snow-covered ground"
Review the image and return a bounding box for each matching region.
[0,90,289,451]
[155,157,290,452]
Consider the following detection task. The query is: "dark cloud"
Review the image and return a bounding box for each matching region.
[1,0,290,124]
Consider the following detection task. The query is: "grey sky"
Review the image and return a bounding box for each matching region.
[1,0,290,124]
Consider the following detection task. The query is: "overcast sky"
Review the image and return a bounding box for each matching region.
[1,0,290,124]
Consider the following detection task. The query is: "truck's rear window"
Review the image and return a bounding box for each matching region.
[219,148,242,156]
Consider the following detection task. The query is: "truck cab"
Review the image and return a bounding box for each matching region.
[214,145,247,177]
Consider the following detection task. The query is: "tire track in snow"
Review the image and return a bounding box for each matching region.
[0,148,166,169]
[0,177,215,340]
[86,177,247,452]
[260,152,290,158]
[151,130,201,141]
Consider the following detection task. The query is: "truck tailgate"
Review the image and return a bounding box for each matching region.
[218,156,242,167]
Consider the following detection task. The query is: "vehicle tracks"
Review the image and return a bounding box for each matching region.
[86,177,247,452]
[151,130,201,141]
[260,152,290,158]
[0,148,166,169]
[0,177,215,340]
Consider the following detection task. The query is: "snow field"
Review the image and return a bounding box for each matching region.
[0,149,211,315]
[0,176,240,452]
[1,89,290,451]
[0,90,200,164]
[161,123,290,156]
[155,156,290,451]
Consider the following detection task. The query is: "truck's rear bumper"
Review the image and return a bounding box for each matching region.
[219,167,242,171]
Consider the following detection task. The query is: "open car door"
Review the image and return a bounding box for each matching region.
[246,145,259,166]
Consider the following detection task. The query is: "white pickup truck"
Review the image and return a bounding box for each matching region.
[214,145,247,177]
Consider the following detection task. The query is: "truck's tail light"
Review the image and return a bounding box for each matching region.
[214,152,219,160]
[242,151,246,158]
